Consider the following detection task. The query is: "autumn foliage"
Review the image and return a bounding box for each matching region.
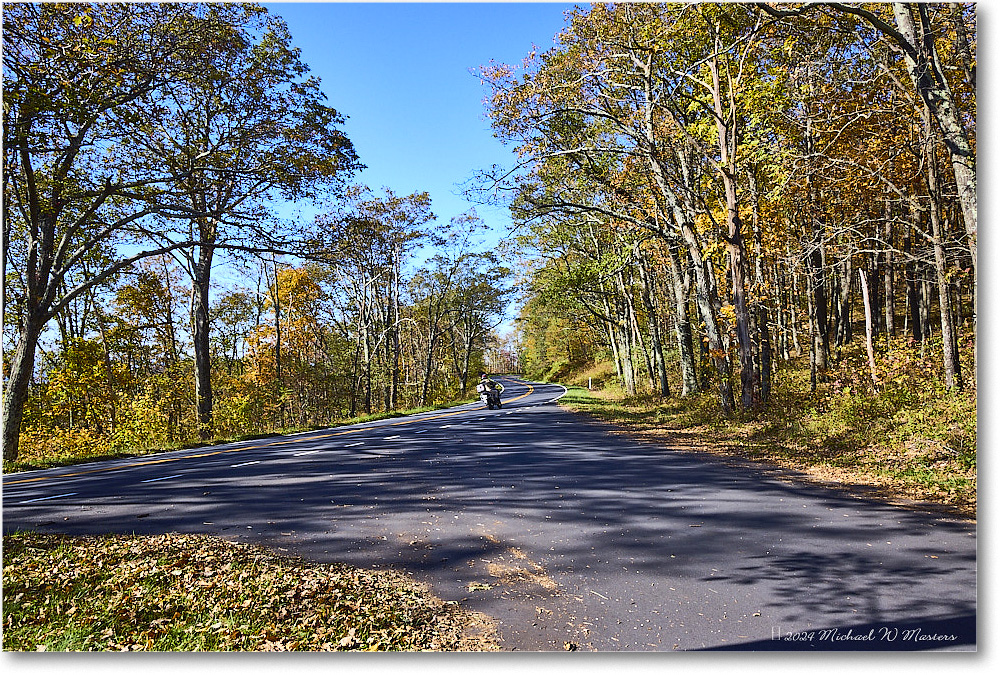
[3,5,511,467]
[479,3,974,424]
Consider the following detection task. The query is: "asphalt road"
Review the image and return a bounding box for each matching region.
[2,378,977,651]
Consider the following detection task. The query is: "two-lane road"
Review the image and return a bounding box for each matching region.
[2,378,976,651]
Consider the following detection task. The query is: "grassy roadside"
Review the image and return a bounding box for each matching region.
[557,364,976,520]
[2,531,499,652]
[4,397,477,474]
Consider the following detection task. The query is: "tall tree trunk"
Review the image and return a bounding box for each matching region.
[460,329,474,396]
[748,168,772,403]
[349,337,361,418]
[637,259,669,397]
[924,119,963,389]
[835,254,853,349]
[789,250,802,357]
[929,225,961,389]
[665,240,699,396]
[191,246,214,441]
[805,231,830,374]
[639,259,670,398]
[775,264,788,361]
[708,49,758,411]
[602,292,624,384]
[920,278,932,342]
[2,313,44,462]
[617,300,637,397]
[903,230,922,342]
[722,177,759,411]
[420,304,440,407]
[858,268,880,389]
[90,296,118,435]
[390,250,401,410]
[801,61,830,374]
[679,219,735,413]
[634,52,705,401]
[270,257,284,428]
[620,269,652,394]
[807,282,818,392]
[883,216,896,339]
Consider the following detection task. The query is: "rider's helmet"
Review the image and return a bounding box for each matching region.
[480,372,488,380]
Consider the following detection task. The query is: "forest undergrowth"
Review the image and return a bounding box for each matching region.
[557,338,976,520]
[4,397,476,474]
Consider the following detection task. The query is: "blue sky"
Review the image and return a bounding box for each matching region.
[264,1,580,242]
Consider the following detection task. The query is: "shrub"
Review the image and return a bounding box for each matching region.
[17,426,110,468]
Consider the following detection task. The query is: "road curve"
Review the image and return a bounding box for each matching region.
[2,377,976,651]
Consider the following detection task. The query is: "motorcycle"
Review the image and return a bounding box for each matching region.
[477,382,503,410]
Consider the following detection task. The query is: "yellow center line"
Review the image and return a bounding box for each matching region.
[501,378,535,405]
[4,380,537,487]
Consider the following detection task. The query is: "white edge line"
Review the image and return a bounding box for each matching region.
[19,492,78,504]
[548,383,569,403]
[140,475,183,483]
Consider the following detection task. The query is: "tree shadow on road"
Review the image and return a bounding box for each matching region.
[5,401,977,650]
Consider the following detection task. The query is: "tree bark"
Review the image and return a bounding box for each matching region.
[2,313,44,462]
[707,48,759,411]
[835,254,853,349]
[390,249,401,410]
[748,167,772,403]
[665,240,699,396]
[636,261,669,397]
[679,219,735,413]
[923,119,963,390]
[858,268,880,389]
[806,282,818,392]
[191,245,214,441]
[883,216,896,338]
[805,231,830,373]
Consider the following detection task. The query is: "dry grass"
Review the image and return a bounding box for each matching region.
[559,352,976,522]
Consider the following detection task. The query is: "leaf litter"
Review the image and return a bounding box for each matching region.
[3,531,499,652]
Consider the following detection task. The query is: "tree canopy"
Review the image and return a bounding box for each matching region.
[2,3,512,464]
[478,2,974,413]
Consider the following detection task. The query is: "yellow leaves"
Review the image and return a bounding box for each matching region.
[717,303,737,325]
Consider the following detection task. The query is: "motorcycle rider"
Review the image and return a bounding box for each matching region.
[476,372,504,408]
